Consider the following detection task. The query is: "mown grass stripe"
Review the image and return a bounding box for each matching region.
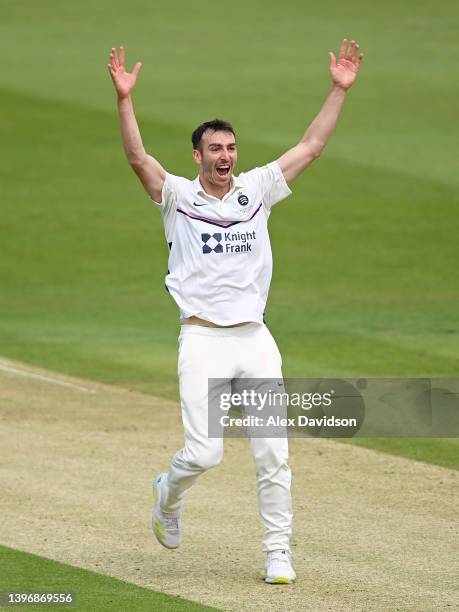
[0,545,220,611]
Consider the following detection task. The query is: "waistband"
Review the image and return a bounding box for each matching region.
[179,322,264,338]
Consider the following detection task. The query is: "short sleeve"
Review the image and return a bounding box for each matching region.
[150,173,179,211]
[259,161,292,210]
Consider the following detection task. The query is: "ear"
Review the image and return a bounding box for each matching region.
[193,149,201,165]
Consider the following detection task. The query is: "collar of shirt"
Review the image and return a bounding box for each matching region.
[192,175,243,200]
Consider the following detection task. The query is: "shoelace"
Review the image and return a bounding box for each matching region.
[268,550,291,565]
[162,515,179,533]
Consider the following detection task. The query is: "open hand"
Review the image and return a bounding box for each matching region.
[108,47,142,99]
[329,39,363,90]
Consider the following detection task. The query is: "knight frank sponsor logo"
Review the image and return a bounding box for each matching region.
[201,233,223,253]
[201,230,257,254]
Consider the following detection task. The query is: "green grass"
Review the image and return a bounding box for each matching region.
[339,438,459,471]
[1,1,458,467]
[0,546,219,611]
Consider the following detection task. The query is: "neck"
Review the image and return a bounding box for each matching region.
[199,174,232,199]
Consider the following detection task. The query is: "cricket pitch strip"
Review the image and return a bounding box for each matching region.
[0,357,457,611]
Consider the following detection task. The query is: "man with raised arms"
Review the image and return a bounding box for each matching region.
[108,39,363,584]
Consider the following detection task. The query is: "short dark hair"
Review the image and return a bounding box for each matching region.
[191,119,236,151]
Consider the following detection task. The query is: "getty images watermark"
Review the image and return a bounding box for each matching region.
[207,378,459,438]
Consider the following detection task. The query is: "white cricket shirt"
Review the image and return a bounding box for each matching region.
[153,161,292,326]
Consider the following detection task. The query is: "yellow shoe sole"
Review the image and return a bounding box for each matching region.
[260,569,296,584]
[266,576,295,584]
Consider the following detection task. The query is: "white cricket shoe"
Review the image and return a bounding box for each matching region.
[262,550,296,584]
[152,473,182,549]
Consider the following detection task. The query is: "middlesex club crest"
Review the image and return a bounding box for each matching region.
[237,193,249,206]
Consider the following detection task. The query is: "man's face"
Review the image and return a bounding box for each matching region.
[193,130,237,189]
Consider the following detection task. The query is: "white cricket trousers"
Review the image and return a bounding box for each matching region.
[161,322,293,552]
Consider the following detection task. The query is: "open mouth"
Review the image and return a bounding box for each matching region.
[216,164,230,178]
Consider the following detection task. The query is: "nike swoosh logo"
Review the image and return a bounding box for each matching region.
[193,202,208,207]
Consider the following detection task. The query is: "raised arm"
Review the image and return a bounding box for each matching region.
[108,47,166,203]
[277,39,364,184]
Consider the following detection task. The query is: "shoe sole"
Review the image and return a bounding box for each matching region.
[266,576,296,584]
[152,477,179,550]
[260,570,296,584]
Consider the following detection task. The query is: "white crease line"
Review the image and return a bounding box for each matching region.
[0,363,96,394]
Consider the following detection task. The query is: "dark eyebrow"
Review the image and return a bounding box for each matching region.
[208,143,237,149]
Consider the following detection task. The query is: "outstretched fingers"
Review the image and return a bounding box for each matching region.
[329,51,337,69]
[338,39,363,66]
[107,46,142,85]
[345,40,355,61]
[351,41,360,62]
[110,47,119,70]
[338,38,347,61]
[132,62,142,77]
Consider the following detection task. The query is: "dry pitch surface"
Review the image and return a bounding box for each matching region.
[0,357,457,612]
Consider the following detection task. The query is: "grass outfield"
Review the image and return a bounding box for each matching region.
[0,546,219,611]
[340,437,459,470]
[1,0,458,467]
